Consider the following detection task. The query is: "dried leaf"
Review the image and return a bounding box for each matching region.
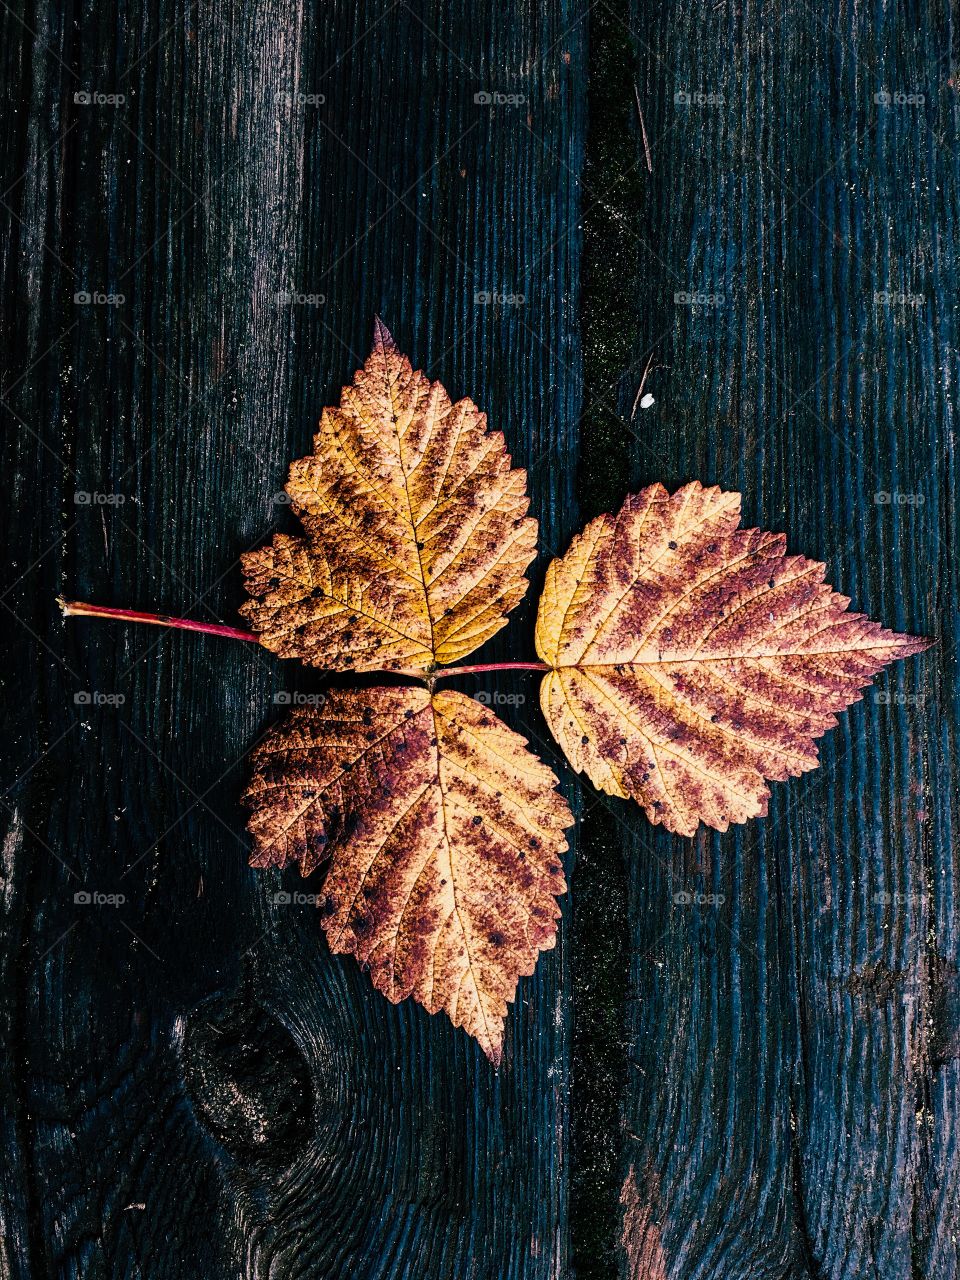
[535,481,930,837]
[240,319,537,672]
[243,686,572,1063]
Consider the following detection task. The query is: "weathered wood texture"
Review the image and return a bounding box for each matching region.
[583,1,958,1277]
[4,0,959,1277]
[0,2,585,1276]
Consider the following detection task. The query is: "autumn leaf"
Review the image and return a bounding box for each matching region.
[240,319,538,673]
[242,685,572,1063]
[61,327,932,1058]
[535,481,930,837]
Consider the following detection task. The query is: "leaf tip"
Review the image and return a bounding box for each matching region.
[485,1041,503,1068]
[372,315,396,353]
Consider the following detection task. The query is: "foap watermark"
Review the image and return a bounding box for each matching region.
[675,289,724,310]
[271,890,322,906]
[74,490,126,506]
[873,889,930,905]
[74,889,126,906]
[474,690,526,707]
[73,90,126,106]
[273,691,325,707]
[474,90,526,107]
[673,890,726,906]
[874,289,923,309]
[74,290,125,307]
[273,491,293,505]
[874,90,925,108]
[674,89,725,107]
[275,91,326,106]
[474,290,525,306]
[74,691,125,707]
[874,690,926,707]
[874,490,924,506]
[276,290,326,306]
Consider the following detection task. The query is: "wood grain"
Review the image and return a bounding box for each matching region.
[0,2,585,1275]
[591,1,959,1276]
[3,0,958,1276]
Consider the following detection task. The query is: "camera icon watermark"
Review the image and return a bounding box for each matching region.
[273,691,325,707]
[873,889,929,905]
[874,90,925,107]
[74,690,125,707]
[474,290,525,306]
[874,289,923,309]
[275,290,326,306]
[74,490,126,505]
[874,690,926,707]
[73,90,126,106]
[674,289,724,309]
[474,90,526,107]
[73,290,125,306]
[275,91,325,106]
[873,490,924,506]
[674,89,725,107]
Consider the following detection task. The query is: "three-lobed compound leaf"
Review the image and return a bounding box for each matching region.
[240,319,538,673]
[535,480,930,837]
[235,328,929,1060]
[62,321,930,1063]
[242,686,572,1064]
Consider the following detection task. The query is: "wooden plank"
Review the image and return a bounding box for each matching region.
[588,0,959,1276]
[0,2,586,1275]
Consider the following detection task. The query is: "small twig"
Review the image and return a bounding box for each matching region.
[630,350,657,420]
[634,84,653,173]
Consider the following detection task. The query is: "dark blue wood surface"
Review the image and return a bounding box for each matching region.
[2,0,958,1277]
[1,2,585,1276]
[593,1,958,1276]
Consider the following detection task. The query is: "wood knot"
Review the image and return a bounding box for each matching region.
[180,987,312,1163]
